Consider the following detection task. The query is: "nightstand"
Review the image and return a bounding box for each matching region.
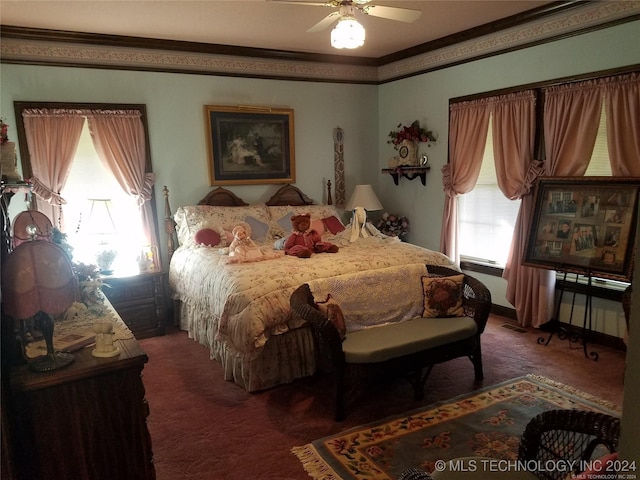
[101,271,167,339]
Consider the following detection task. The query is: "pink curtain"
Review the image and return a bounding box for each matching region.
[491,91,555,328]
[22,109,85,228]
[86,111,156,249]
[603,73,640,176]
[440,99,491,262]
[502,80,602,328]
[544,80,602,177]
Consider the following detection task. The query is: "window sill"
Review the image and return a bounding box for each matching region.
[460,259,504,277]
[460,259,628,302]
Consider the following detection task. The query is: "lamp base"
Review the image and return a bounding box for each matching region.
[29,351,75,372]
[92,346,120,358]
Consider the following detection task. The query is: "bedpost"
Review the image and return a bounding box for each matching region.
[163,186,177,261]
[327,180,333,205]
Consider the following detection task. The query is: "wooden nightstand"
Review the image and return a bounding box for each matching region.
[102,271,167,339]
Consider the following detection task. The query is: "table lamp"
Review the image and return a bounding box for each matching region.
[2,240,79,371]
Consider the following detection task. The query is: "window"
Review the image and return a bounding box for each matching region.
[459,101,612,269]
[63,122,145,274]
[13,101,160,275]
[458,116,521,267]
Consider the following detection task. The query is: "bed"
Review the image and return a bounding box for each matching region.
[165,183,457,392]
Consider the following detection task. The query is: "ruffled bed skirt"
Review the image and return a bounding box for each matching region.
[178,300,316,392]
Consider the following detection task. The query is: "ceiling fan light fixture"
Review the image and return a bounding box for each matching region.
[330,15,365,49]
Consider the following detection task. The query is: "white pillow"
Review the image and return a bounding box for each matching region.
[174,204,271,246]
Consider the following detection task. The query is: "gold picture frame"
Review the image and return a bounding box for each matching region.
[204,105,295,185]
[523,176,640,281]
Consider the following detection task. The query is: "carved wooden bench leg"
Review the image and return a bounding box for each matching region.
[409,365,434,401]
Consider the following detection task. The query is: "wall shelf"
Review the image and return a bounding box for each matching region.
[382,166,430,185]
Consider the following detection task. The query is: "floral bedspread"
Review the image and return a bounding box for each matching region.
[169,233,456,359]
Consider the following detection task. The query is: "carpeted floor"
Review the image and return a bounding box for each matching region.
[139,314,626,480]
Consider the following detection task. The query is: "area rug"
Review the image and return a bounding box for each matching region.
[291,374,621,480]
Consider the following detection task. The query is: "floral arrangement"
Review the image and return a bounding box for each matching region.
[0,119,8,145]
[72,261,108,313]
[387,120,435,149]
[51,227,74,260]
[377,212,409,238]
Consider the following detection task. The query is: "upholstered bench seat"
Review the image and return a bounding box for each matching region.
[290,265,492,421]
[344,317,478,363]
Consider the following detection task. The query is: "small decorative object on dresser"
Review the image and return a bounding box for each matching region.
[101,271,167,339]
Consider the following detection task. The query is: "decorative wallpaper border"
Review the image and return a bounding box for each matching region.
[378,1,640,82]
[1,1,639,84]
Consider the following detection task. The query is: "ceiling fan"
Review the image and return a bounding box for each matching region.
[267,1,422,49]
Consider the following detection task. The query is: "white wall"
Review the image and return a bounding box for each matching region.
[378,20,640,336]
[1,15,639,459]
[0,66,378,263]
[1,21,637,331]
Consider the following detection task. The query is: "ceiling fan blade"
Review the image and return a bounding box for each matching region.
[307,11,341,32]
[360,5,422,23]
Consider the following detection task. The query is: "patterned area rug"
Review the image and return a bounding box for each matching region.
[291,374,621,480]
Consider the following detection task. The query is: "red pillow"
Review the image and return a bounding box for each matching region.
[322,215,345,234]
[310,218,325,236]
[194,228,221,247]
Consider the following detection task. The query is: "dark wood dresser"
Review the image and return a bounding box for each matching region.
[6,317,156,480]
[102,271,167,339]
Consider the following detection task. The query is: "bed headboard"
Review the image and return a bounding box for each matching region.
[164,181,333,260]
[198,187,249,206]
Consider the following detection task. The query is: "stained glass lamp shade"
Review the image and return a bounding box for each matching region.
[12,210,53,248]
[2,240,79,371]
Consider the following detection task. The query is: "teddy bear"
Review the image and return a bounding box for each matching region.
[284,213,339,258]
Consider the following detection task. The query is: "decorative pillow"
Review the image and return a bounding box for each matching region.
[275,211,295,234]
[322,215,346,234]
[421,274,465,317]
[310,218,325,236]
[315,294,346,340]
[194,228,221,247]
[244,216,270,243]
[174,204,271,246]
[268,205,341,226]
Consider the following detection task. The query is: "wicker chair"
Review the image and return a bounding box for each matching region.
[398,408,620,480]
[517,409,620,480]
[289,264,491,421]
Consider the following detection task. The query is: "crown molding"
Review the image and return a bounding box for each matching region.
[1,1,639,84]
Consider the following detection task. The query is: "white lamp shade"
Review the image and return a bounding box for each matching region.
[345,185,383,211]
[331,16,365,49]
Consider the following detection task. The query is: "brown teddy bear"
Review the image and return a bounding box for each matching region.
[284,213,339,258]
